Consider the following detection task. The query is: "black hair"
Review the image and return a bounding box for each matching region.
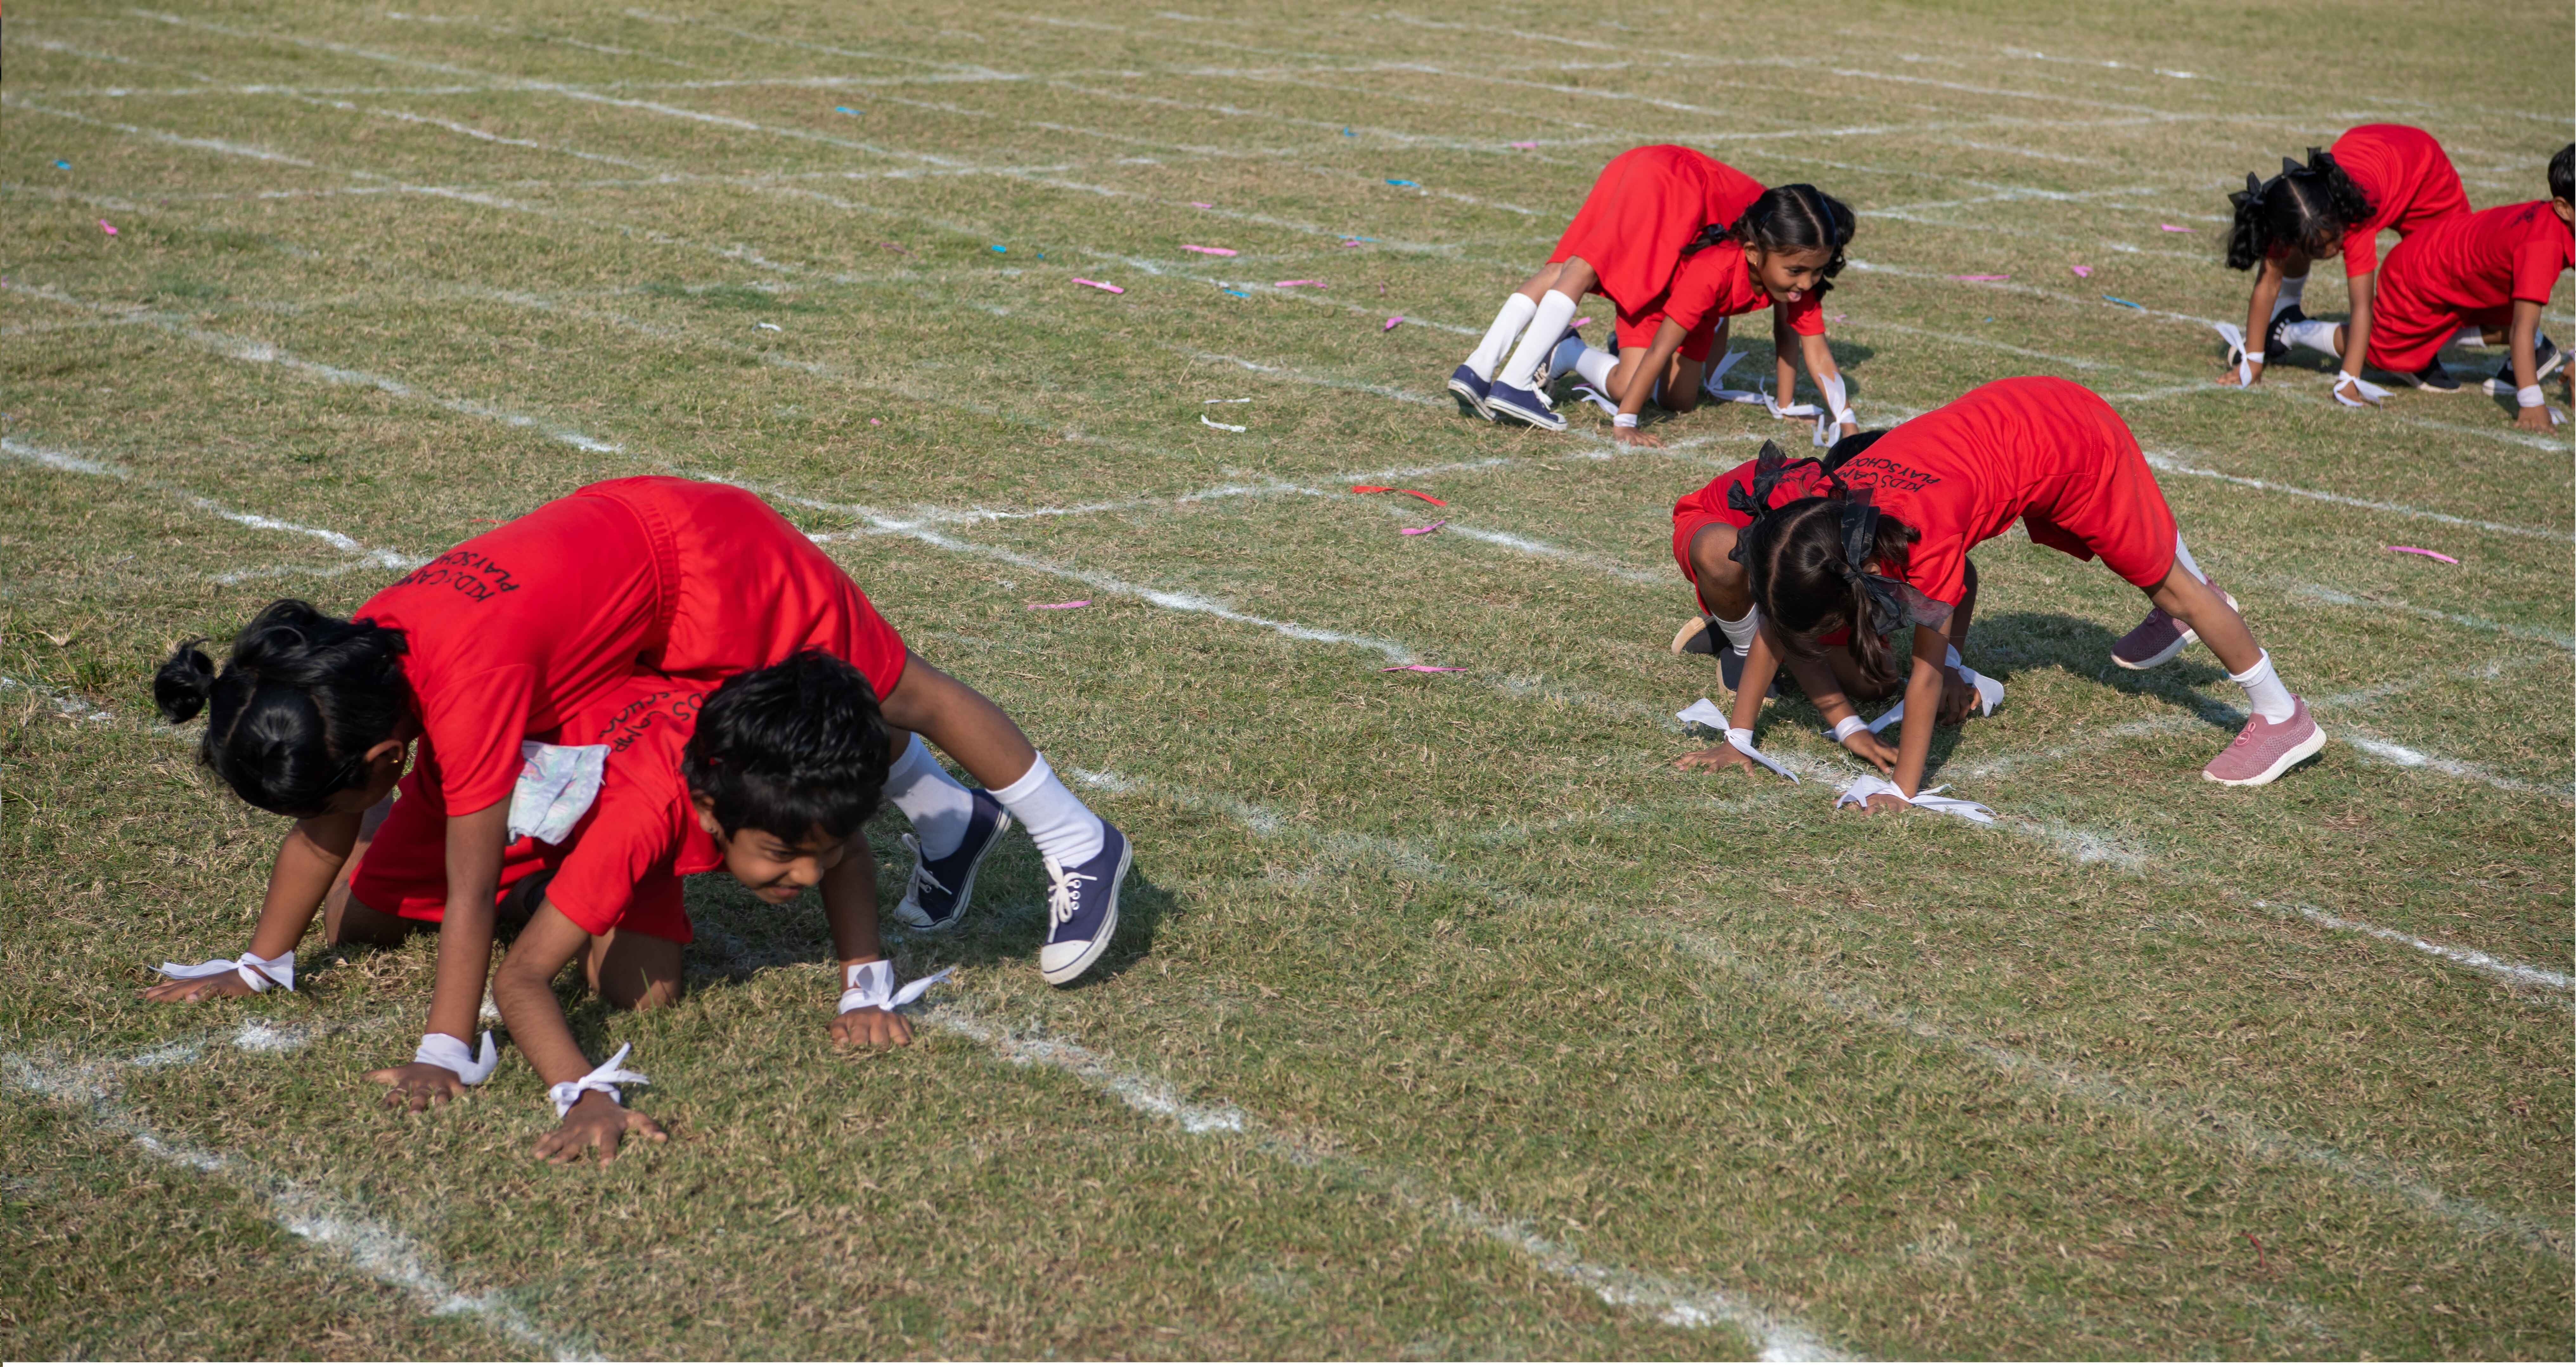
[2225,148,2374,270]
[681,650,891,844]
[154,600,412,817]
[1739,495,1920,693]
[2552,144,2573,204]
[1681,184,1856,295]
[1819,426,1888,475]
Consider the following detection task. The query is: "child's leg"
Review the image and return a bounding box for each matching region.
[329,891,421,949]
[1463,263,1576,380]
[2273,249,2311,311]
[1493,262,1592,391]
[884,653,1106,868]
[586,927,685,1010]
[2146,564,2294,721]
[880,729,978,859]
[1659,353,1705,413]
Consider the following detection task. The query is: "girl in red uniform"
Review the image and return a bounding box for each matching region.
[146,478,1129,1108]
[2219,126,2473,403]
[1681,378,2326,807]
[1449,146,1855,438]
[2267,147,2573,428]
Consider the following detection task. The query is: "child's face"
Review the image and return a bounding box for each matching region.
[703,819,852,903]
[1745,245,1836,307]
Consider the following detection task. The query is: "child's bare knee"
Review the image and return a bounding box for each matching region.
[606,976,685,1012]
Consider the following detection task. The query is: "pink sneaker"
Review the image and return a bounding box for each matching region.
[2112,588,2239,670]
[2203,697,2326,786]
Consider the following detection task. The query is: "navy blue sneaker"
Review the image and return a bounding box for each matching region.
[891,790,1013,933]
[2489,336,2562,393]
[1487,380,1565,430]
[2404,358,2459,392]
[1448,364,1495,421]
[2263,303,2305,358]
[1039,823,1129,985]
[1536,324,1585,391]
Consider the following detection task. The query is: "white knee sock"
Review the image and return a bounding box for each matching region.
[991,753,1106,868]
[2230,651,2296,724]
[2171,534,2206,583]
[1495,290,1579,390]
[2451,323,2490,348]
[2275,275,2308,311]
[1563,341,1614,390]
[2279,318,2340,355]
[1714,606,1760,654]
[883,734,977,860]
[1464,294,1538,381]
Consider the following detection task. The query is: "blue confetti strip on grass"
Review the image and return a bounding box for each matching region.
[1386,178,1419,187]
[2103,295,2146,310]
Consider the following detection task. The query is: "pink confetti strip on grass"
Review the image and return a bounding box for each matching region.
[1400,520,1447,535]
[2158,224,2194,232]
[1383,315,1403,330]
[1071,278,1124,294]
[1350,485,1446,506]
[1274,279,1325,288]
[1188,201,1214,208]
[1948,273,2009,281]
[2070,264,2093,277]
[1381,665,1462,672]
[1509,140,1538,149]
[1181,244,1237,256]
[1027,599,1092,610]
[2386,546,2460,564]
[98,220,118,235]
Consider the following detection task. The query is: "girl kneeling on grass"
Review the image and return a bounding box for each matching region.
[1679,377,2325,809]
[147,478,1126,1110]
[491,654,930,1166]
[1451,146,1858,443]
[2220,125,2472,403]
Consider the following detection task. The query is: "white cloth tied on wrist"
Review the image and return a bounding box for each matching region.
[158,949,294,993]
[548,1043,647,1117]
[1812,375,1855,446]
[413,1030,500,1085]
[1724,727,1800,782]
[1834,774,1996,824]
[2516,384,2547,409]
[1830,715,1869,743]
[2332,372,2390,408]
[1866,649,2004,733]
[2212,322,2255,386]
[508,741,609,845]
[836,960,957,1016]
[1612,412,1639,429]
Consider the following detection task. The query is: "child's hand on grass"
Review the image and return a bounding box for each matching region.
[1847,790,1910,816]
[2515,404,2554,432]
[364,1060,470,1112]
[1671,744,1755,775]
[829,1004,915,1051]
[1937,673,1981,726]
[1612,426,1664,448]
[1840,728,1897,775]
[141,973,258,1004]
[536,1091,667,1166]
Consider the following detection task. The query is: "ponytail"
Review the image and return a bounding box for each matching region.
[1738,494,1923,695]
[158,600,411,816]
[2224,148,2374,271]
[1681,184,1857,296]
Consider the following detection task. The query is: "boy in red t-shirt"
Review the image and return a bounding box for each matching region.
[2268,145,2572,425]
[487,653,937,1165]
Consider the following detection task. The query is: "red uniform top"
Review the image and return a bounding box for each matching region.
[2380,199,2574,314]
[1831,377,2176,609]
[2329,124,2472,278]
[541,672,726,940]
[1550,145,1768,315]
[356,477,908,817]
[1659,242,1827,339]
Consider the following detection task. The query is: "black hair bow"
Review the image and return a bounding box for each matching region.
[1834,486,1914,635]
[1724,441,1824,563]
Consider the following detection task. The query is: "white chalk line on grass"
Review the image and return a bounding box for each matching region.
[3,1037,594,1360]
[3,674,116,723]
[2,435,422,573]
[2248,902,2569,993]
[2140,452,2571,544]
[2272,580,2575,652]
[1074,765,2568,1258]
[924,1004,1839,1358]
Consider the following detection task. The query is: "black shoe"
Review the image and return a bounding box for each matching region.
[2264,303,2306,357]
[2492,337,2563,390]
[2405,359,2459,392]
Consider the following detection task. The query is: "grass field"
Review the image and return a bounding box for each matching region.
[3,0,2572,1357]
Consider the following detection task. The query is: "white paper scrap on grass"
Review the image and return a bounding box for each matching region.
[1835,773,1995,823]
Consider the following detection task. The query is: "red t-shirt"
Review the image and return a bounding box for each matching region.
[1830,377,2149,608]
[2330,124,2471,278]
[541,672,725,939]
[1671,453,1834,531]
[357,494,667,818]
[1660,242,1827,339]
[2384,199,2575,315]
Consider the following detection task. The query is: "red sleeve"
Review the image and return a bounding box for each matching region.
[544,781,689,938]
[1897,534,1965,610]
[2511,230,2570,304]
[2342,225,2380,279]
[418,664,535,816]
[1781,287,1826,337]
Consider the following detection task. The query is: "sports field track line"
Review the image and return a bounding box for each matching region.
[1,1036,595,1362]
[0,436,424,571]
[2247,903,2571,994]
[916,1004,1839,1360]
[1069,766,2573,1257]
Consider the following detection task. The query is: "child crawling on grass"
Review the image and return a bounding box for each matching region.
[489,651,928,1166]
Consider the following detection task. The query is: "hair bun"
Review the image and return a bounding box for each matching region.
[153,638,218,723]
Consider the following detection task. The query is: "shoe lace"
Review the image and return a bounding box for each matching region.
[901,833,952,898]
[1043,858,1096,931]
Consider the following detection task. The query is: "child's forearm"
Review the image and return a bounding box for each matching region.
[491,912,593,1086]
[820,840,884,966]
[2512,300,2546,392]
[2338,276,2376,379]
[2241,260,2282,367]
[1893,635,1946,796]
[1726,627,1787,732]
[425,801,510,1043]
[242,812,364,959]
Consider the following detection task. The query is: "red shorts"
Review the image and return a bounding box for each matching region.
[2364,296,2508,375]
[2017,444,2180,590]
[1669,472,1847,645]
[1614,308,1718,364]
[347,791,695,945]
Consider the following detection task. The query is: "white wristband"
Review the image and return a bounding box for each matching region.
[2518,384,2546,409]
[413,1031,500,1085]
[1830,716,1868,742]
[836,960,957,1016]
[158,949,295,993]
[2242,350,2264,364]
[548,1043,648,1117]
[1612,412,1638,429]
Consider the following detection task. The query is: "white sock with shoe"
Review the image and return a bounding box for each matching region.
[2274,275,2308,312]
[883,734,977,860]
[2278,318,2340,355]
[1464,294,1538,381]
[2171,534,2207,583]
[1570,343,1617,389]
[2230,651,2296,724]
[1714,606,1760,654]
[1495,291,1579,390]
[992,753,1106,867]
